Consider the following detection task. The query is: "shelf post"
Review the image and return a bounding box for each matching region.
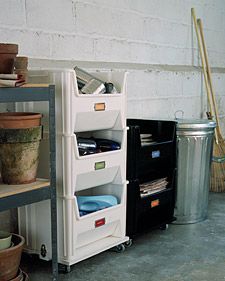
[49,85,58,280]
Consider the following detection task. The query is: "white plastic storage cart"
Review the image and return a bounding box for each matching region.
[17,68,129,271]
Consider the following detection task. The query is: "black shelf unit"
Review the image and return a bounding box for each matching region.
[0,85,58,281]
[126,118,176,237]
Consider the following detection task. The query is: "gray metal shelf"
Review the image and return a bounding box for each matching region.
[0,84,58,281]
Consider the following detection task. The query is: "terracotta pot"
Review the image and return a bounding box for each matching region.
[0,126,42,184]
[0,43,18,74]
[14,69,28,83]
[0,112,42,129]
[9,268,23,281]
[14,56,28,70]
[0,233,25,281]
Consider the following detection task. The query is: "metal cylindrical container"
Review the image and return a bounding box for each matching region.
[174,119,216,224]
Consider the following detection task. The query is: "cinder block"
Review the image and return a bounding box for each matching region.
[182,71,202,96]
[204,30,225,54]
[26,0,75,32]
[74,1,145,40]
[143,18,191,48]
[128,41,160,64]
[128,0,188,23]
[0,28,51,58]
[128,96,203,120]
[156,71,183,96]
[211,73,225,94]
[51,33,94,60]
[0,0,26,27]
[126,68,224,120]
[215,94,225,117]
[84,0,131,10]
[202,5,224,31]
[94,38,131,62]
[127,70,158,98]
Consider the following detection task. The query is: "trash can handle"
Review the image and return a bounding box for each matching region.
[174,110,184,120]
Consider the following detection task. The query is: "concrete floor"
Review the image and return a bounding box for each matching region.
[21,192,225,281]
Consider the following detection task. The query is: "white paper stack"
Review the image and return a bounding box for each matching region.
[0,74,25,87]
[140,177,168,197]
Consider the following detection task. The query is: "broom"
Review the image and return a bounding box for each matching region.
[197,18,225,192]
[191,8,225,192]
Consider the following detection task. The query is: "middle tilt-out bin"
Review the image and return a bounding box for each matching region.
[126,119,177,237]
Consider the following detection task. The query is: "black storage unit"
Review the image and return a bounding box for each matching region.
[126,119,176,237]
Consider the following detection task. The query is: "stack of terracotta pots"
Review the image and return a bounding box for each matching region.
[14,56,28,82]
[0,43,28,81]
[0,43,18,74]
[0,233,29,280]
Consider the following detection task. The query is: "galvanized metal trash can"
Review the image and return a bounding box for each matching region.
[174,119,216,224]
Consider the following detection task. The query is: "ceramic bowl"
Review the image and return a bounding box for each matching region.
[0,230,12,251]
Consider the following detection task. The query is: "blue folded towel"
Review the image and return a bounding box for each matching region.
[77,195,118,216]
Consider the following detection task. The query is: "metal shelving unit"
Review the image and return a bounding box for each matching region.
[0,84,58,281]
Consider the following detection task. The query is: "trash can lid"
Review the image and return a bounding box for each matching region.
[176,119,216,130]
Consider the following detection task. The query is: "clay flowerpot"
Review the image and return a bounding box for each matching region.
[0,233,25,281]
[0,126,42,184]
[10,268,23,281]
[0,112,42,129]
[14,69,28,82]
[0,230,12,250]
[0,43,18,74]
[14,56,28,70]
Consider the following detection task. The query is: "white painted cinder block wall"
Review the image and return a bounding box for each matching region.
[1,0,225,124]
[0,0,225,230]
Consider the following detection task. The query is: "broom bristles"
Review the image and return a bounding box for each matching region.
[210,138,225,192]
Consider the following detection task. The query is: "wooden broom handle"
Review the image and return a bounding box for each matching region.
[197,19,223,137]
[191,8,213,114]
[191,8,219,142]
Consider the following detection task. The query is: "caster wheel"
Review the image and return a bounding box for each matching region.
[124,239,133,248]
[115,244,125,253]
[159,224,168,230]
[58,264,71,274]
[65,265,71,273]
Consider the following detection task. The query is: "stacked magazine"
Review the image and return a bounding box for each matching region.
[140,177,168,197]
[0,74,25,87]
[140,133,156,146]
